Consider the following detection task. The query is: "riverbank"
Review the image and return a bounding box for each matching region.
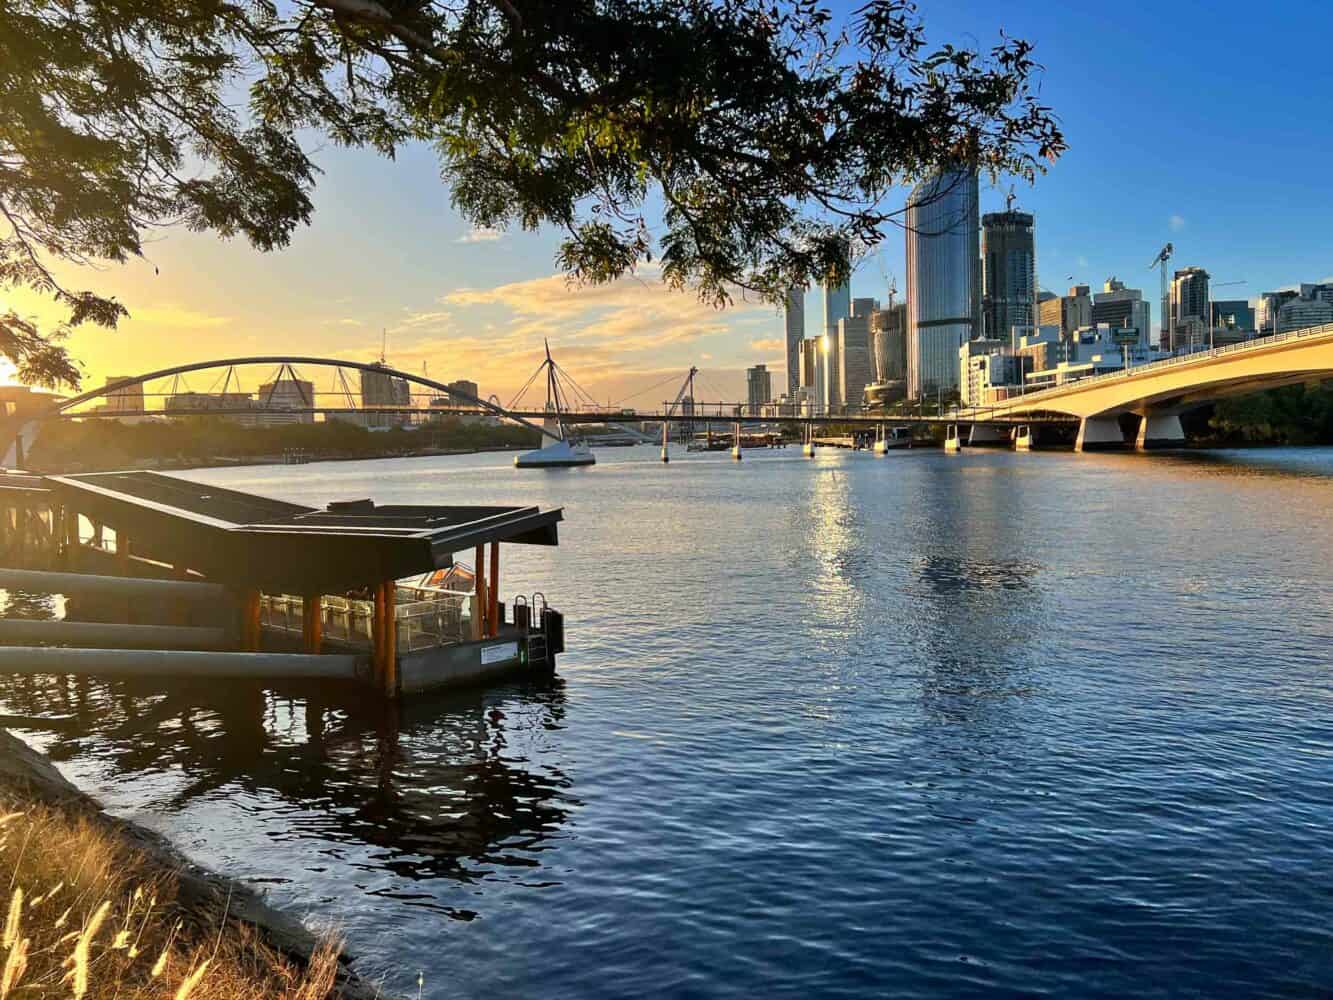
[0,727,383,999]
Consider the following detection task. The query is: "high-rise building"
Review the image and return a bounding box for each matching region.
[836,297,878,413]
[905,166,980,398]
[1257,290,1299,336]
[870,303,908,382]
[103,376,144,414]
[784,287,806,398]
[981,210,1037,345]
[1211,300,1255,333]
[447,379,479,401]
[1170,267,1211,351]
[256,378,316,426]
[1091,278,1151,349]
[1040,284,1094,342]
[1278,296,1333,332]
[822,277,851,339]
[819,277,851,411]
[360,364,411,429]
[746,364,772,414]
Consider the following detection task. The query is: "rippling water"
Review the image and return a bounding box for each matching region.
[4,445,1333,998]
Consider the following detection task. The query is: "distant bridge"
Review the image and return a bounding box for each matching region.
[961,321,1333,449]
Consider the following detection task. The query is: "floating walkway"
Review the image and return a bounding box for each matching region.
[0,470,566,698]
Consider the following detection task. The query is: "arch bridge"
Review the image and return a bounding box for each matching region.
[4,356,563,467]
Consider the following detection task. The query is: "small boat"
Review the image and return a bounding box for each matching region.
[515,437,595,468]
[514,341,596,469]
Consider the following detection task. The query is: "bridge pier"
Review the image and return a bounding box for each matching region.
[1075,415,1127,452]
[1136,413,1185,450]
[731,421,743,460]
[943,424,962,454]
[967,423,1008,447]
[1013,425,1034,451]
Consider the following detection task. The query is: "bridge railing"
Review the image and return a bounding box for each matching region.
[1005,320,1333,406]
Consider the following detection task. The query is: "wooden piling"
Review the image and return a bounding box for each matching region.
[302,593,323,653]
[371,581,396,697]
[488,541,499,637]
[240,589,262,651]
[474,543,487,637]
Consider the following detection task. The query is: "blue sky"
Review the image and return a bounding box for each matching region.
[15,0,1333,402]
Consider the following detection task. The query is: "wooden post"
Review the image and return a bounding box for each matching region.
[382,580,397,697]
[116,530,131,577]
[474,543,487,638]
[488,541,499,637]
[371,583,385,687]
[14,507,26,569]
[240,589,262,651]
[302,594,323,653]
[371,581,397,697]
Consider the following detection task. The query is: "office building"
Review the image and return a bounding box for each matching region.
[870,303,908,382]
[1278,296,1333,332]
[1257,290,1299,336]
[256,377,316,426]
[1211,300,1255,334]
[1170,267,1211,351]
[103,376,144,414]
[905,166,980,398]
[1040,284,1094,342]
[784,287,806,398]
[981,210,1037,345]
[823,276,851,339]
[165,391,257,425]
[958,338,1011,407]
[1091,278,1151,349]
[746,364,773,414]
[447,378,479,401]
[360,365,411,429]
[836,297,878,412]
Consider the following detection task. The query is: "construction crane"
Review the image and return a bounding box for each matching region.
[659,366,698,463]
[1149,243,1174,350]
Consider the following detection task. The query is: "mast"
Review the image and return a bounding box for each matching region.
[544,340,566,442]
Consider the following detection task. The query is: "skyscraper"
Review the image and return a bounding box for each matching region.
[1092,278,1151,348]
[870,303,908,383]
[905,166,980,398]
[1170,267,1210,351]
[836,297,878,412]
[1040,284,1094,342]
[745,364,772,413]
[784,287,805,398]
[360,364,411,428]
[981,210,1037,345]
[821,276,851,410]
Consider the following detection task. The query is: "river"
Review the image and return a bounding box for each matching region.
[3,444,1333,998]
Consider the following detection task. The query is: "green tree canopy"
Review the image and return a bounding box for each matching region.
[0,0,1064,389]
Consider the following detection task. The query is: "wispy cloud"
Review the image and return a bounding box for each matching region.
[749,338,783,352]
[455,226,503,244]
[1169,214,1186,232]
[389,267,774,401]
[128,304,232,328]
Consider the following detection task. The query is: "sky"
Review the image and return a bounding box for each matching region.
[8,0,1333,405]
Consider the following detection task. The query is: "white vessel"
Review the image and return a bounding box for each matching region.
[515,342,597,469]
[515,437,595,468]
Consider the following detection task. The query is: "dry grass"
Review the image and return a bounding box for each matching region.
[0,795,345,998]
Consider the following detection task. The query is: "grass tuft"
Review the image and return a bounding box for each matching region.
[0,793,345,998]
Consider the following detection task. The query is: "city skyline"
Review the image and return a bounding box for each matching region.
[3,0,1332,404]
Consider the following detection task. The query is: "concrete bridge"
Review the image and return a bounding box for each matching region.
[961,321,1333,450]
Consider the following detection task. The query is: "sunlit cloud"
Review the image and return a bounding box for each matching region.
[455,226,503,244]
[128,303,232,328]
[749,338,783,352]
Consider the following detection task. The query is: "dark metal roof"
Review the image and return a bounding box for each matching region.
[50,471,561,594]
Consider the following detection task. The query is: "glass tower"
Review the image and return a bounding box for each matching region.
[905,167,980,399]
